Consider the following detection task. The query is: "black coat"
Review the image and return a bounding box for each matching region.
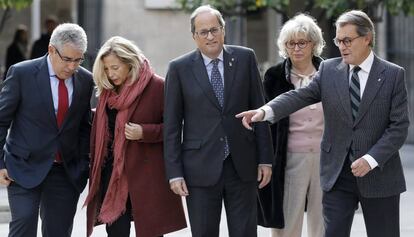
[5,42,26,76]
[257,56,323,228]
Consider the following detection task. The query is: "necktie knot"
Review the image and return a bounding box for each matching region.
[212,59,219,66]
[353,66,361,73]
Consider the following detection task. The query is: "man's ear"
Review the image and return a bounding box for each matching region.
[366,32,373,46]
[47,44,54,55]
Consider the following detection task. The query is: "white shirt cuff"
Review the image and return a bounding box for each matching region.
[261,105,275,122]
[169,177,184,183]
[259,164,272,167]
[362,154,378,169]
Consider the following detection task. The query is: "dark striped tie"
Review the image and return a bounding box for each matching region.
[350,66,361,121]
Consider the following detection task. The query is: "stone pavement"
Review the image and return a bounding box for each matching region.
[1,144,414,236]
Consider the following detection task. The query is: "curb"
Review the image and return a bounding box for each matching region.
[0,205,10,223]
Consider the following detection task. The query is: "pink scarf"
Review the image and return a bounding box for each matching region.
[85,59,153,224]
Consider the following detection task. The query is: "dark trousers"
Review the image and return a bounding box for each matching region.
[323,158,400,237]
[7,163,80,237]
[101,159,164,237]
[186,156,257,237]
[101,159,132,237]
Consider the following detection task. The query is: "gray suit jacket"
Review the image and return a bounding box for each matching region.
[0,56,93,192]
[164,45,273,187]
[267,55,409,198]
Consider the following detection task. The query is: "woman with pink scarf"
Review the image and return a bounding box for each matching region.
[84,36,186,237]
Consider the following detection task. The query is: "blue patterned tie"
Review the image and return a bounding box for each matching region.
[350,66,361,121]
[211,59,224,107]
[210,59,229,158]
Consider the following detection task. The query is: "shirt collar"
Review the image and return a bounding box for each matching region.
[349,50,374,73]
[47,55,57,78]
[201,50,224,66]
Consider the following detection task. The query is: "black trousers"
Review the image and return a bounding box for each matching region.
[186,156,257,237]
[322,157,400,237]
[101,159,163,237]
[101,159,132,237]
[7,163,80,237]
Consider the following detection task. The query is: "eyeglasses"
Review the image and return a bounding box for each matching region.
[195,26,223,38]
[285,40,311,49]
[333,35,362,47]
[53,46,84,65]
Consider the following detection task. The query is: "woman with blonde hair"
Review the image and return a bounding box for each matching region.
[258,13,325,237]
[85,36,186,237]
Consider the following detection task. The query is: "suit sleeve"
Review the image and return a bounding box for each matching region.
[0,66,21,169]
[248,51,273,165]
[140,80,164,143]
[367,67,409,168]
[267,62,323,122]
[78,74,93,167]
[163,62,184,179]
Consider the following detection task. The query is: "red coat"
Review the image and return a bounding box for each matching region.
[87,75,187,237]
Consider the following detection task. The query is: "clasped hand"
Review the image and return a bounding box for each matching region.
[125,122,143,140]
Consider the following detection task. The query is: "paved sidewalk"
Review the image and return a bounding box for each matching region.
[1,144,414,236]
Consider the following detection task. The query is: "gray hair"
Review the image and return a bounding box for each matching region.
[277,13,325,58]
[93,36,145,96]
[335,10,375,47]
[190,5,225,34]
[49,23,88,53]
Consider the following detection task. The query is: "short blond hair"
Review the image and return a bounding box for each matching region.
[277,13,325,58]
[92,36,145,96]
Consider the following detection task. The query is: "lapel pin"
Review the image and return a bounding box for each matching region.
[378,78,381,82]
[229,58,235,66]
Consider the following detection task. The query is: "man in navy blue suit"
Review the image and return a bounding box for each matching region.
[0,23,93,237]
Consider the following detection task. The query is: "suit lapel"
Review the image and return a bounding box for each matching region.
[35,56,58,130]
[334,61,353,124]
[354,56,386,125]
[191,50,221,109]
[223,46,236,110]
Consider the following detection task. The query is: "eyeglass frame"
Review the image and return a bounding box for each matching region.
[53,46,85,65]
[285,40,312,49]
[194,26,224,39]
[333,35,363,47]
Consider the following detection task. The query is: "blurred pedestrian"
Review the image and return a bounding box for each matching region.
[5,25,29,77]
[85,36,186,237]
[257,13,325,237]
[30,15,58,59]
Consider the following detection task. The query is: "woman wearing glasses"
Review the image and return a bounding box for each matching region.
[258,14,325,237]
[84,36,186,237]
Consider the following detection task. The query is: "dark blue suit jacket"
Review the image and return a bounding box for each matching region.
[164,45,273,187]
[0,55,93,192]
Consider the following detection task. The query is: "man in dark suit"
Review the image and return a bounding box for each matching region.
[0,23,93,237]
[237,10,409,237]
[164,5,273,237]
